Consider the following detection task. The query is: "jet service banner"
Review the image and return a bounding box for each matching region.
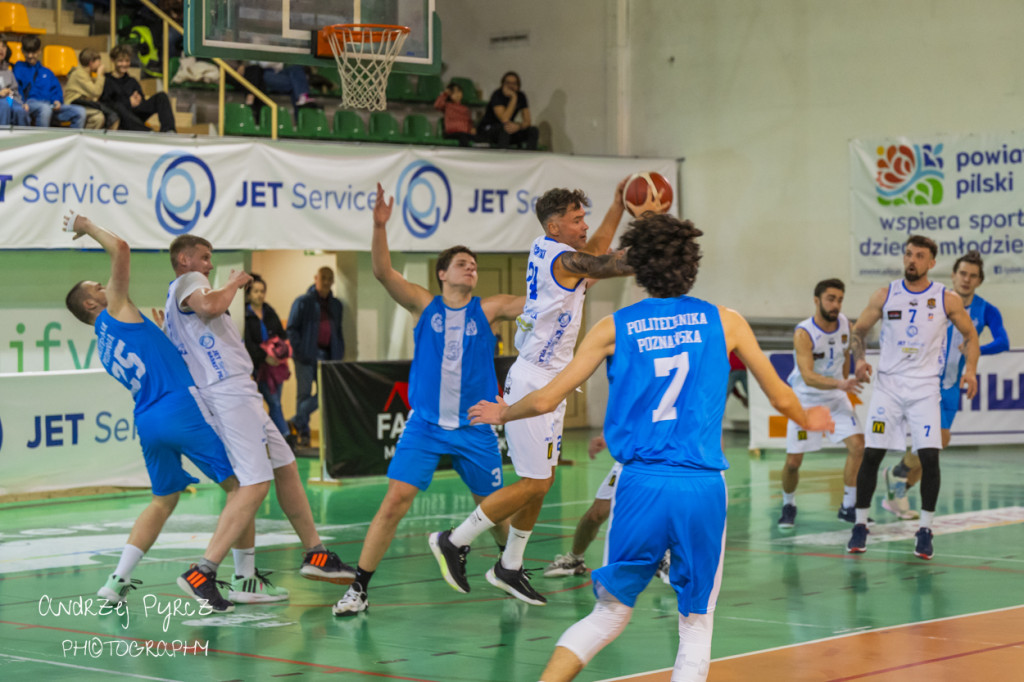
[0,130,677,253]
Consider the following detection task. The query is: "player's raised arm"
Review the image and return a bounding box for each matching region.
[371,182,432,315]
[470,315,617,425]
[849,286,887,382]
[184,269,252,319]
[65,211,141,323]
[723,307,834,433]
[945,290,980,399]
[481,294,526,323]
[579,176,629,256]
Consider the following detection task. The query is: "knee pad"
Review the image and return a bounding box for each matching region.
[673,611,714,682]
[556,590,632,665]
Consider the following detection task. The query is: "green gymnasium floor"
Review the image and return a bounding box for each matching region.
[1,431,1022,681]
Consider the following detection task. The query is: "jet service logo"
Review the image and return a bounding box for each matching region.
[396,160,451,239]
[875,143,944,206]
[147,152,217,235]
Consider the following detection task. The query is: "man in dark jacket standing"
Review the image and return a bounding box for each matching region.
[287,266,345,447]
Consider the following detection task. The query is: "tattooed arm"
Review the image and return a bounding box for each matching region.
[552,249,634,289]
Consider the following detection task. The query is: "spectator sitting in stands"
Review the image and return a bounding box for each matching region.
[476,71,539,150]
[64,48,120,130]
[433,81,476,147]
[12,36,86,129]
[0,41,30,126]
[101,44,176,133]
[242,62,319,121]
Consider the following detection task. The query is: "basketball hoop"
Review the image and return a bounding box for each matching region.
[324,24,410,112]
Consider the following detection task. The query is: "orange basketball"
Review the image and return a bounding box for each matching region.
[623,172,673,216]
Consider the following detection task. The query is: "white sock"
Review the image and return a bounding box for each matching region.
[855,508,870,525]
[843,486,856,509]
[114,544,145,579]
[449,506,496,548]
[500,526,533,571]
[673,611,713,681]
[782,491,796,506]
[920,510,935,529]
[232,547,256,578]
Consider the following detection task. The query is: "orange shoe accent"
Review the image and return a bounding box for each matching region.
[187,572,207,587]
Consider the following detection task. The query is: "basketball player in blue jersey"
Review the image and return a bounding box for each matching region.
[63,212,270,613]
[847,235,979,559]
[777,278,866,528]
[331,184,524,616]
[881,250,1008,519]
[430,178,651,606]
[469,213,834,682]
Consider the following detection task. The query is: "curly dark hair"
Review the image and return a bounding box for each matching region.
[620,213,703,298]
[534,188,591,228]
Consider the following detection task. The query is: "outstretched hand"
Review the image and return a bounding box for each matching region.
[837,376,864,395]
[854,359,872,383]
[804,405,835,434]
[468,395,509,426]
[63,211,90,240]
[373,182,394,226]
[228,269,253,290]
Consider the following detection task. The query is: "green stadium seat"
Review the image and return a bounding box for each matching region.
[402,114,435,144]
[259,105,300,138]
[386,73,417,103]
[311,66,343,97]
[331,110,367,141]
[297,107,331,139]
[450,77,485,106]
[368,111,403,143]
[413,74,444,103]
[223,103,265,137]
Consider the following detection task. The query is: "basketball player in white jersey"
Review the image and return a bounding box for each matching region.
[164,235,356,589]
[846,235,978,559]
[430,178,654,605]
[777,278,865,528]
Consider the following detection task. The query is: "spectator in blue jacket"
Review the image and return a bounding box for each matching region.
[13,36,86,128]
[287,266,345,447]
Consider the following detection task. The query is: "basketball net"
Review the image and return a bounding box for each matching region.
[326,24,410,112]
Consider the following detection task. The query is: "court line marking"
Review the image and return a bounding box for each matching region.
[593,603,1024,681]
[0,652,182,681]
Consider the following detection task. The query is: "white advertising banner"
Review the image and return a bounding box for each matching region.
[0,130,677,252]
[850,133,1024,282]
[749,350,1024,450]
[0,370,151,495]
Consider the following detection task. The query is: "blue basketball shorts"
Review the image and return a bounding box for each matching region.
[940,383,963,430]
[387,413,503,497]
[592,465,727,616]
[136,389,235,497]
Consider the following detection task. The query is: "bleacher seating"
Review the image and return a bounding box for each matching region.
[296,107,330,139]
[0,2,45,34]
[7,39,23,63]
[332,110,367,141]
[42,44,76,77]
[224,102,264,137]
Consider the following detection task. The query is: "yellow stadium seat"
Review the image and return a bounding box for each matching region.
[7,40,24,63]
[43,44,77,77]
[0,2,46,34]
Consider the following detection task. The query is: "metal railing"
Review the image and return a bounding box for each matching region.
[94,0,279,138]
